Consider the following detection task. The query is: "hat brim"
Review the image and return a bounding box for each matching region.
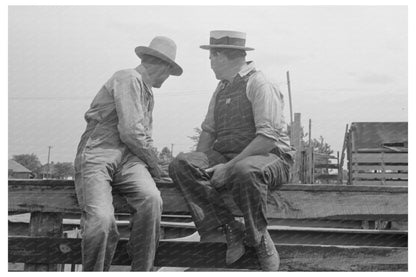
[200,45,254,51]
[135,46,183,76]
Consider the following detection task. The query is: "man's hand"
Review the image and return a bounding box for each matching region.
[149,164,163,179]
[206,163,230,188]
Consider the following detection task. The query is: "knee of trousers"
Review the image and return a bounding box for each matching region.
[230,159,263,186]
[135,189,163,214]
[83,210,118,235]
[168,153,198,182]
[169,152,191,172]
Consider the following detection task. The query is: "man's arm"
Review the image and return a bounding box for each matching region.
[208,79,283,187]
[207,134,275,187]
[111,73,161,178]
[196,130,215,152]
[227,134,275,166]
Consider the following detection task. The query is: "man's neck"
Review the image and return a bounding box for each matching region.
[222,59,247,82]
[136,64,153,88]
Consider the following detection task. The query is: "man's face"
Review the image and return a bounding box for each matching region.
[209,50,227,80]
[152,64,171,88]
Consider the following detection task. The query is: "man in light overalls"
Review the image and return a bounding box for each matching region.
[74,36,183,271]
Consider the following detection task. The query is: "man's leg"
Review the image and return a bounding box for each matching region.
[228,154,291,270]
[169,151,235,237]
[113,155,162,271]
[74,166,120,271]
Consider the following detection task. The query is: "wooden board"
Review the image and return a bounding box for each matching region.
[351,180,408,186]
[8,236,408,271]
[353,173,408,179]
[8,218,407,247]
[314,174,338,180]
[352,165,408,171]
[315,163,339,169]
[352,153,408,164]
[8,180,408,221]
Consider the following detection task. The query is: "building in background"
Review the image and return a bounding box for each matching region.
[8,159,33,179]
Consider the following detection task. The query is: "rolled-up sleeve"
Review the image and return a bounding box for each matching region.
[109,74,157,167]
[247,79,286,142]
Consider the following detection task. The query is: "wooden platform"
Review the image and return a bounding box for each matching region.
[9,180,408,221]
[8,179,408,271]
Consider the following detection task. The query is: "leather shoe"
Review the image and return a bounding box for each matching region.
[255,230,280,271]
[224,220,246,265]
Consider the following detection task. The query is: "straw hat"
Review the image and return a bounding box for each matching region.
[135,36,183,76]
[200,30,254,51]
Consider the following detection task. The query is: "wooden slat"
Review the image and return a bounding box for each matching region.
[9,218,407,247]
[352,153,408,164]
[290,113,302,183]
[8,180,408,221]
[352,165,408,171]
[351,180,408,186]
[353,173,408,179]
[356,148,407,153]
[23,212,63,271]
[314,163,339,169]
[314,174,338,180]
[8,237,408,271]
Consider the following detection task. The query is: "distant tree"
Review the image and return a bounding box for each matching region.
[159,146,172,163]
[53,162,75,179]
[311,136,333,156]
[12,153,42,178]
[188,127,202,151]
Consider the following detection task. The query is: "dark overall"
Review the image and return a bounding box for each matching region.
[169,70,292,246]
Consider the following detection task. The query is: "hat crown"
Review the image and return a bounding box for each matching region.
[148,36,177,61]
[200,30,254,51]
[210,30,246,40]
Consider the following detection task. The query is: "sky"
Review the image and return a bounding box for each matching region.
[8,5,408,164]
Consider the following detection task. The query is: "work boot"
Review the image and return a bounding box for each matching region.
[255,230,280,271]
[224,220,246,265]
[199,227,226,243]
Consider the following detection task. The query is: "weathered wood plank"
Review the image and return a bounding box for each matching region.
[351,180,408,186]
[290,113,302,183]
[9,217,407,247]
[8,237,407,271]
[352,153,408,164]
[352,165,408,171]
[314,174,338,180]
[23,212,63,271]
[8,180,408,221]
[315,163,339,169]
[355,148,407,153]
[353,173,408,179]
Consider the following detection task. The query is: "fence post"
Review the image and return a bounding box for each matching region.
[24,212,63,271]
[290,113,302,183]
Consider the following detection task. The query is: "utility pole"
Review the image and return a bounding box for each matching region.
[47,146,52,179]
[308,119,313,184]
[286,71,294,126]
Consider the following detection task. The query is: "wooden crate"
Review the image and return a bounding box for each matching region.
[347,122,408,186]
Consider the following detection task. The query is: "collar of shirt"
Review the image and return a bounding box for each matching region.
[237,61,256,77]
[135,65,153,94]
[219,61,256,89]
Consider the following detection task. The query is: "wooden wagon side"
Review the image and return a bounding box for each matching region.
[347,122,408,186]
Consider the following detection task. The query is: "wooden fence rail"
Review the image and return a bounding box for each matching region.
[8,179,408,271]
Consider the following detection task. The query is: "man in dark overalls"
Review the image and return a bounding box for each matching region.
[74,36,182,271]
[169,30,294,271]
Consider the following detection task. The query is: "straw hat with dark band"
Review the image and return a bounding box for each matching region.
[135,36,183,76]
[200,30,254,51]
